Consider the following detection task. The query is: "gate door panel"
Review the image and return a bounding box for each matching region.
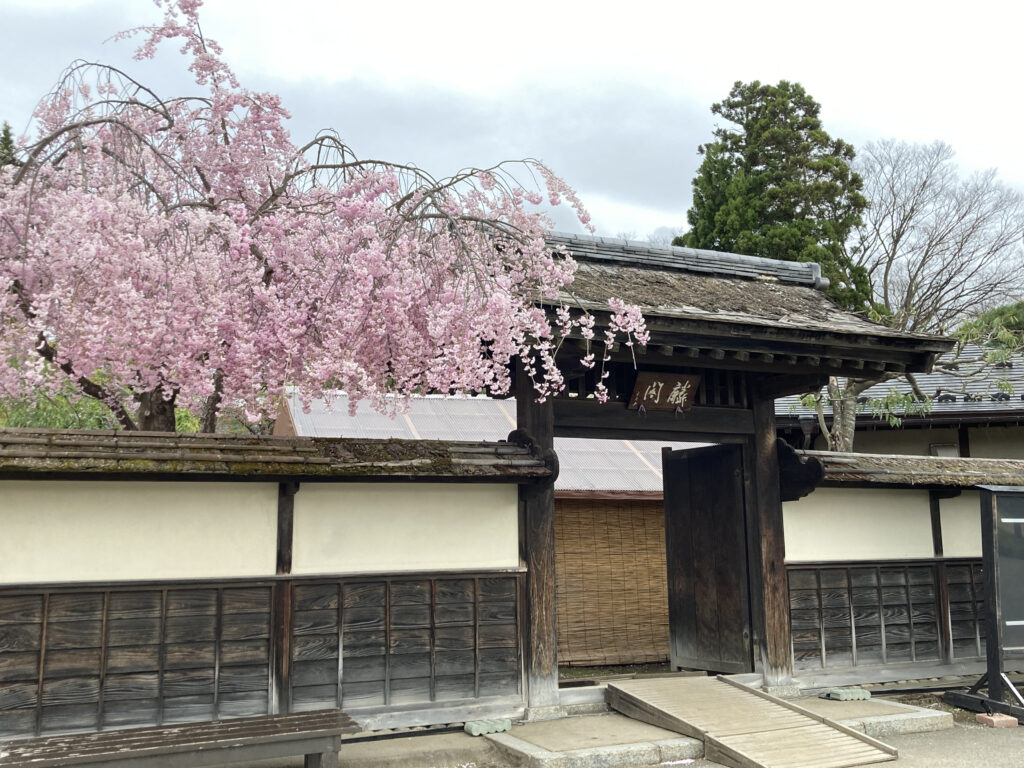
[663,444,752,674]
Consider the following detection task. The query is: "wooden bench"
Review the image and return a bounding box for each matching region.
[0,710,360,768]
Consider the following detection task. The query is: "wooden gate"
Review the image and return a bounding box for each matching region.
[663,445,753,674]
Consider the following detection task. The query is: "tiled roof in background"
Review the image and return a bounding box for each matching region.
[547,232,829,287]
[282,393,699,493]
[777,345,1024,419]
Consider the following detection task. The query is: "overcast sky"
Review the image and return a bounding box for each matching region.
[3,0,1023,238]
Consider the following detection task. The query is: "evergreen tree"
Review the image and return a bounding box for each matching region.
[675,81,870,309]
[0,122,15,167]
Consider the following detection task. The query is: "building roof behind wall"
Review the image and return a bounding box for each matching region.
[804,449,1024,488]
[280,393,697,494]
[0,428,552,482]
[776,345,1024,428]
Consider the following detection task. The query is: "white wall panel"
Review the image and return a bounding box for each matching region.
[292,484,519,574]
[939,490,983,558]
[0,481,278,584]
[784,487,933,562]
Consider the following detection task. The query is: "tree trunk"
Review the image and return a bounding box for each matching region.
[136,389,177,432]
[826,376,880,452]
[199,370,223,434]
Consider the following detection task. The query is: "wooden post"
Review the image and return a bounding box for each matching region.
[750,393,793,687]
[930,489,953,664]
[980,490,1005,703]
[277,482,298,576]
[273,482,299,714]
[516,362,559,708]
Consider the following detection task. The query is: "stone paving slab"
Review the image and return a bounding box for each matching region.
[796,696,954,737]
[487,713,703,768]
[485,695,952,768]
[241,696,953,768]
[508,713,681,751]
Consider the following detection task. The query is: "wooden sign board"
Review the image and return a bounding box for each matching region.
[628,373,701,412]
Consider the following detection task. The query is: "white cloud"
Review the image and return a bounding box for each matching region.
[4,0,1024,235]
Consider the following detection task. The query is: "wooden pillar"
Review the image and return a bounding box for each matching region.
[272,481,299,714]
[750,394,793,686]
[516,363,559,707]
[980,490,1006,703]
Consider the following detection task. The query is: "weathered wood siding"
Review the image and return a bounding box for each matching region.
[292,485,519,575]
[0,574,523,739]
[0,584,274,737]
[788,560,984,671]
[290,576,521,711]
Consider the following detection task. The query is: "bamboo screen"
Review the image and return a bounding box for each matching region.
[555,499,670,666]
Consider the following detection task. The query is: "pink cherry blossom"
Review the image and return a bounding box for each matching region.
[0,0,647,431]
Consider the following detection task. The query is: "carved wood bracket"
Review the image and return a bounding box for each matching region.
[777,439,824,502]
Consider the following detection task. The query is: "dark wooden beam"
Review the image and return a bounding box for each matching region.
[981,490,1005,703]
[272,482,299,714]
[930,490,953,664]
[959,425,971,458]
[557,340,913,378]
[557,426,749,444]
[750,374,828,399]
[553,399,755,436]
[750,389,792,687]
[516,362,559,709]
[276,482,299,576]
[272,582,293,715]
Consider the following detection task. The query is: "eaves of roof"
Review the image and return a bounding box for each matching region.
[548,233,953,377]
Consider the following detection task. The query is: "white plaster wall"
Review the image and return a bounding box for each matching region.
[783,487,934,562]
[940,490,983,558]
[967,426,1024,459]
[0,481,278,584]
[852,428,959,456]
[293,484,519,574]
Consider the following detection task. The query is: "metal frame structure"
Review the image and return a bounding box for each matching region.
[943,486,1024,722]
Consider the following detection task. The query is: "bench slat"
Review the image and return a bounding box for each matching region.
[0,710,359,767]
[5,736,340,768]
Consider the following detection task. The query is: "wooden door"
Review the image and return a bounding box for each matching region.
[663,444,753,674]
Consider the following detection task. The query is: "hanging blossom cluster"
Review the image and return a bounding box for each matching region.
[0,0,647,431]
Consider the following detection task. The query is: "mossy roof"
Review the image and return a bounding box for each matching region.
[801,449,1024,488]
[0,428,551,482]
[549,233,953,376]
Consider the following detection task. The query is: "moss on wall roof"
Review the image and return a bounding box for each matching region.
[802,449,1024,488]
[0,428,551,482]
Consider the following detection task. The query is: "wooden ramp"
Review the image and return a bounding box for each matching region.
[607,676,897,768]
